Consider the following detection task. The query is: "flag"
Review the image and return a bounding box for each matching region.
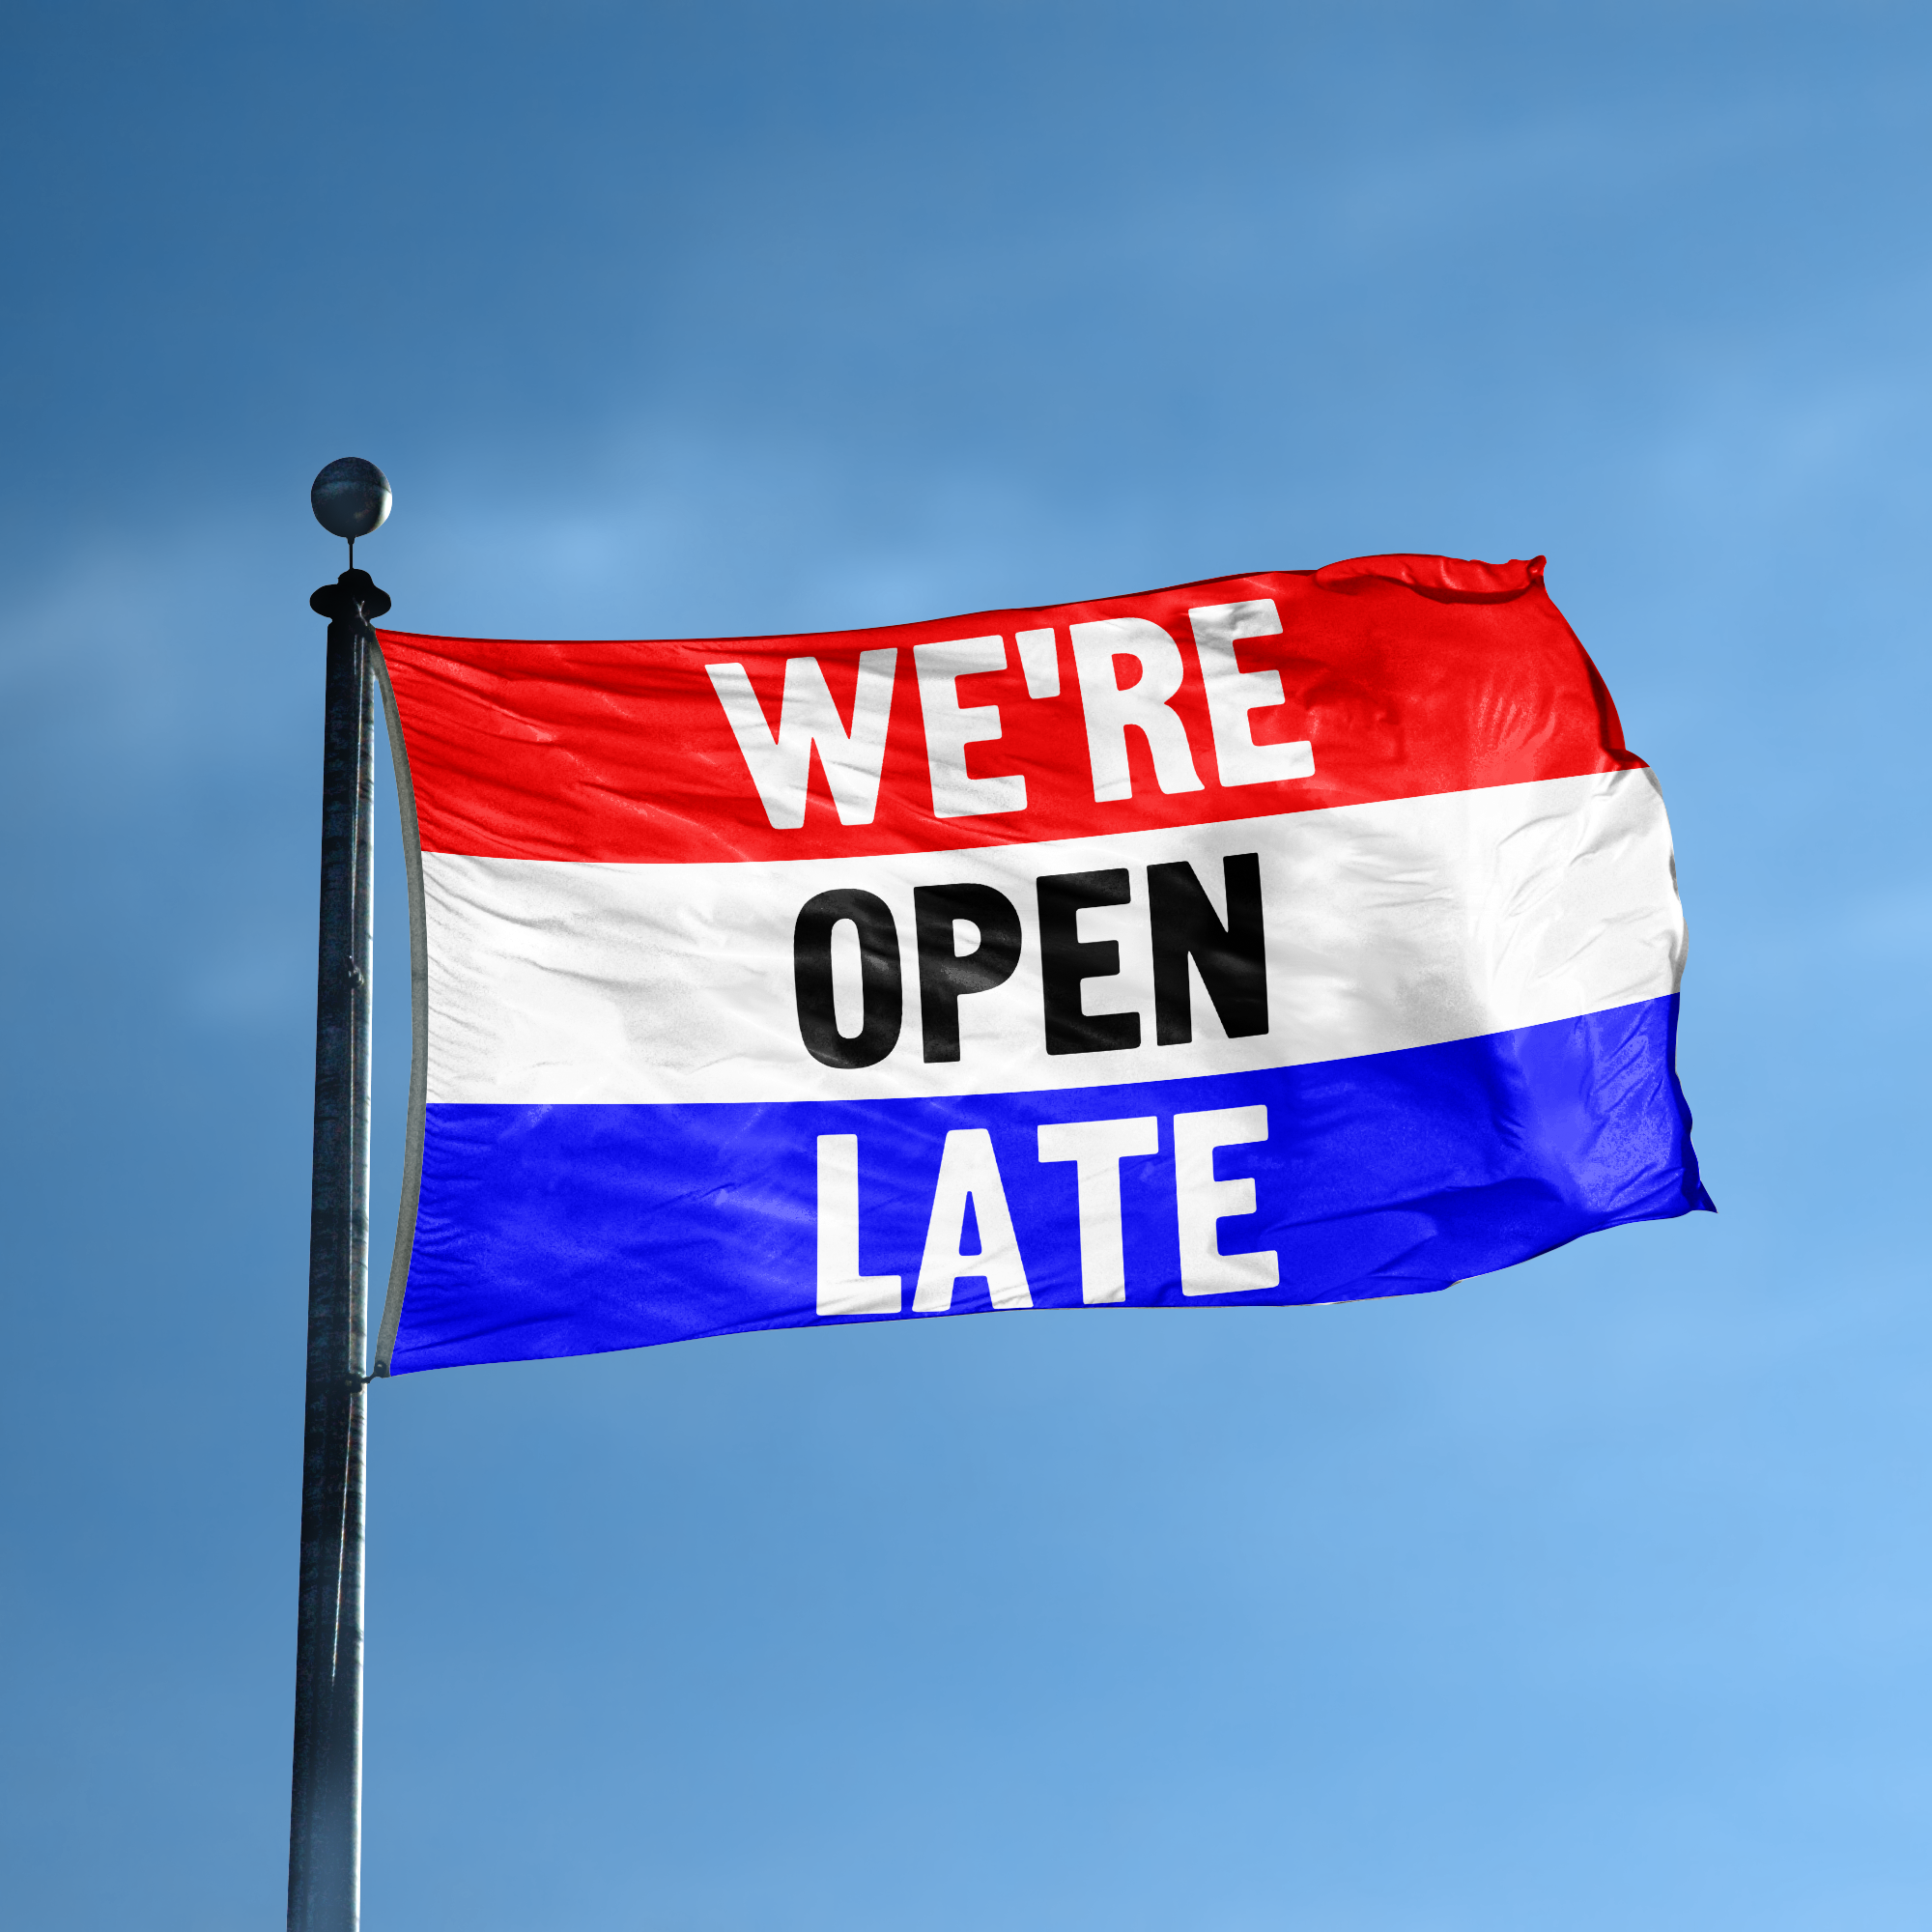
[370,553,1710,1375]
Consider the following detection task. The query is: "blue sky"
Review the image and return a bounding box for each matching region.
[3,3,1929,1927]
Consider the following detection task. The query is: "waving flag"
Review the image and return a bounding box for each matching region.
[370,554,1709,1375]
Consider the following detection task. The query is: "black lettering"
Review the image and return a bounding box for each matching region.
[794,890,902,1068]
[914,884,1023,1063]
[1148,853,1267,1045]
[1037,868,1141,1055]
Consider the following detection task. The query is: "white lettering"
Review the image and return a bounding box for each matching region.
[1172,1104,1278,1296]
[913,636,1026,820]
[1187,601,1314,788]
[1014,626,1060,699]
[815,1134,901,1316]
[1037,1117,1158,1303]
[1068,617,1205,803]
[913,1128,1031,1311]
[706,650,897,830]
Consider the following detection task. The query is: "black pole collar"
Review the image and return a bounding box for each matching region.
[310,568,392,624]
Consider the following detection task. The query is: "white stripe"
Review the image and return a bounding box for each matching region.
[422,769,1685,1106]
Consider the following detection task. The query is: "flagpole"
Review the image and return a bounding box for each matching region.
[290,461,391,1932]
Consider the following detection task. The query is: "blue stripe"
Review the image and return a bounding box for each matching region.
[388,996,1710,1374]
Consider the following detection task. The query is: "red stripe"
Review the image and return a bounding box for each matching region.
[379,556,1642,864]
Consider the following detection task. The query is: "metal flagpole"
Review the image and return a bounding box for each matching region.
[290,460,392,1932]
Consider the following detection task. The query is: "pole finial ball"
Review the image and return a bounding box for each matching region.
[311,458,393,541]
